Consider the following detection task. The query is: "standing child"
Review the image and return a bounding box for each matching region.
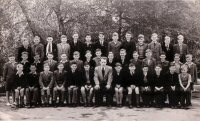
[3,54,17,106]
[33,54,43,73]
[161,35,174,62]
[31,36,44,61]
[93,49,102,67]
[116,49,129,68]
[142,49,156,74]
[179,65,192,108]
[14,64,27,108]
[70,51,84,72]
[20,51,31,74]
[60,53,70,72]
[44,36,58,61]
[107,52,116,68]
[39,63,54,106]
[84,50,95,70]
[136,34,148,60]
[43,53,58,72]
[57,35,70,61]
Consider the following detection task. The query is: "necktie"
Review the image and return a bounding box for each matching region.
[102,67,105,77]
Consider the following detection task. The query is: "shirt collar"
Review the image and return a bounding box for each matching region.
[60,60,68,63]
[21,60,28,64]
[30,71,37,74]
[16,71,24,76]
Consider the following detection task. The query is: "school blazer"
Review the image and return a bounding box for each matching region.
[185,62,198,83]
[142,58,156,74]
[43,60,58,72]
[53,70,67,87]
[121,40,136,60]
[69,60,84,72]
[112,69,124,87]
[93,40,108,56]
[3,62,17,82]
[148,42,162,60]
[173,44,188,55]
[31,43,44,61]
[57,43,70,60]
[39,71,54,88]
[161,43,174,62]
[115,57,129,68]
[108,41,122,59]
[94,66,113,85]
[82,69,95,86]
[69,40,85,60]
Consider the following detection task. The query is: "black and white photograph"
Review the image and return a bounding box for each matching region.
[0,0,200,120]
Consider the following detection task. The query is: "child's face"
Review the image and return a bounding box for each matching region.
[186,56,192,62]
[22,54,28,60]
[96,51,102,57]
[34,55,40,61]
[17,65,23,72]
[61,54,67,61]
[44,66,50,71]
[99,34,104,40]
[108,53,114,59]
[164,36,170,44]
[47,54,53,60]
[100,59,107,66]
[73,34,79,40]
[133,53,139,60]
[84,65,90,71]
[61,37,67,43]
[146,52,152,58]
[115,66,122,72]
[112,35,118,41]
[181,67,187,73]
[58,64,64,70]
[23,40,29,46]
[178,36,184,44]
[169,66,176,73]
[120,51,126,57]
[174,56,180,62]
[129,66,136,71]
[34,37,40,44]
[85,53,92,59]
[30,66,36,72]
[155,66,162,73]
[143,67,148,72]
[138,38,144,44]
[151,35,158,42]
[73,54,80,60]
[71,64,77,70]
[47,37,53,43]
[85,36,91,42]
[9,57,15,62]
[125,33,131,40]
[160,55,166,61]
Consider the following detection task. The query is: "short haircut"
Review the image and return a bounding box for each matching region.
[155,64,162,68]
[17,63,23,68]
[43,63,49,67]
[115,62,122,67]
[34,36,40,40]
[108,51,113,55]
[160,52,166,56]
[73,31,79,35]
[30,64,36,67]
[95,48,101,53]
[73,51,80,55]
[112,32,118,36]
[47,52,54,56]
[100,57,107,61]
[174,53,180,57]
[143,64,148,68]
[129,63,135,67]
[151,33,158,37]
[170,63,175,67]
[177,34,184,39]
[146,49,152,53]
[84,61,90,66]
[22,51,28,56]
[61,35,67,39]
[85,50,92,54]
[70,60,77,65]
[181,64,188,70]
[133,51,138,55]
[120,48,126,52]
[138,34,144,39]
[186,54,193,58]
[8,53,15,57]
[57,63,64,66]
[99,32,104,35]
[126,31,132,35]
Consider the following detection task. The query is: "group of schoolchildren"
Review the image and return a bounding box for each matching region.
[2,31,198,109]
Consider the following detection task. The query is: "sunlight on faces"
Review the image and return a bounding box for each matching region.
[34,54,40,61]
[115,65,122,73]
[129,64,136,71]
[142,66,148,72]
[61,54,67,61]
[47,37,53,43]
[21,53,28,60]
[138,37,144,45]
[177,35,184,44]
[145,51,152,58]
[186,54,192,62]
[108,52,114,59]
[9,56,15,63]
[164,36,171,44]
[169,66,176,73]
[174,55,180,62]
[61,36,67,43]
[151,33,158,42]
[112,32,119,41]
[133,52,139,60]
[120,49,126,57]
[100,58,107,67]
[95,51,102,58]
[99,33,104,40]
[47,53,54,60]
[160,54,166,61]
[22,40,29,46]
[85,52,92,59]
[43,64,50,72]
[181,65,188,73]
[155,66,162,73]
[84,64,90,71]
[73,52,80,60]
[33,36,40,44]
[17,64,23,72]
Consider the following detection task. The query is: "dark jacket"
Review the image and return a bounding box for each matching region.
[53,70,67,87]
[27,72,39,88]
[17,46,33,63]
[161,43,174,62]
[67,70,82,87]
[14,73,27,88]
[69,40,85,60]
[39,71,54,88]
[123,69,140,87]
[3,62,17,82]
[121,40,136,60]
[93,40,108,56]
[112,69,125,87]
[82,69,95,86]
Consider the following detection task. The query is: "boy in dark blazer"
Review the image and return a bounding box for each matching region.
[3,54,17,106]
[157,53,170,73]
[93,32,108,57]
[67,61,82,107]
[116,49,129,68]
[33,54,43,73]
[107,52,116,68]
[53,63,67,107]
[123,63,140,108]
[14,64,27,108]
[142,49,156,74]
[44,36,58,61]
[43,53,58,72]
[70,51,84,72]
[20,51,31,74]
[83,34,94,57]
[32,36,44,62]
[173,35,188,63]
[121,32,136,60]
[130,51,143,74]
[84,50,95,70]
[39,63,54,106]
[80,62,95,107]
[26,64,39,108]
[136,34,148,60]
[17,39,33,63]
[93,49,102,67]
[161,35,174,62]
